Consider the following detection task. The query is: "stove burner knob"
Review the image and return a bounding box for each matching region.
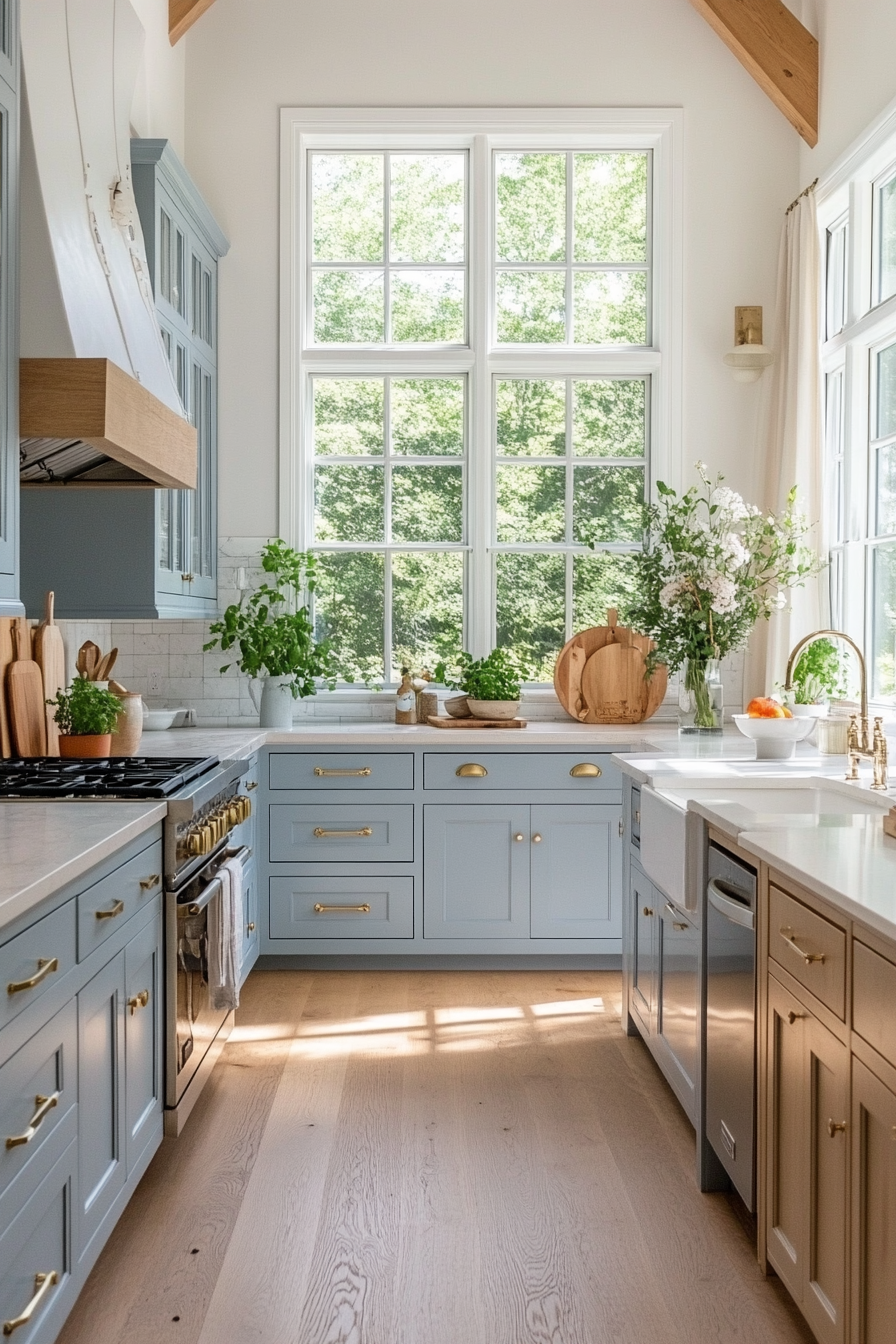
[201,824,215,853]
[187,828,204,856]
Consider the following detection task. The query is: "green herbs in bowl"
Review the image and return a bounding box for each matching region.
[433,649,525,720]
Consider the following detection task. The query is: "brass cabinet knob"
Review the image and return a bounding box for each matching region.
[827,1118,847,1137]
[247,922,256,933]
[128,989,150,1015]
[513,833,525,842]
[532,834,543,844]
[181,572,194,582]
[642,907,654,917]
[787,1011,805,1025]
[246,780,259,791]
[456,763,487,777]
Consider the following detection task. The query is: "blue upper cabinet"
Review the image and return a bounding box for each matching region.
[19,139,227,620]
[0,0,20,615]
[132,139,228,613]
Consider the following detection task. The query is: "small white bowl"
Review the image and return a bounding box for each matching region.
[733,714,816,759]
[142,709,178,731]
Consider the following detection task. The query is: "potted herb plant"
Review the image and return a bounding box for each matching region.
[786,637,844,717]
[204,540,339,729]
[49,678,123,757]
[433,648,525,720]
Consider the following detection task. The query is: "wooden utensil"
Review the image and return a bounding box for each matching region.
[0,617,14,758]
[79,641,101,680]
[581,611,646,725]
[8,618,48,757]
[95,648,118,682]
[32,592,65,756]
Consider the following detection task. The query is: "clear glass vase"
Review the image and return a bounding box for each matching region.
[678,658,723,734]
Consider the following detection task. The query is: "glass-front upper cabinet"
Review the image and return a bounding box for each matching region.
[0,0,17,613]
[132,140,228,610]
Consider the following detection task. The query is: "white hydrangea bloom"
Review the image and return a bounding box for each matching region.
[719,531,748,567]
[710,487,750,521]
[706,573,738,613]
[660,578,687,608]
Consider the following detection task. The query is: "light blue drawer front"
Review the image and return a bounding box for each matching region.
[0,1139,74,1344]
[0,1000,77,1204]
[1,903,77,1035]
[76,840,163,961]
[269,805,413,863]
[269,752,414,791]
[423,752,623,793]
[270,877,414,939]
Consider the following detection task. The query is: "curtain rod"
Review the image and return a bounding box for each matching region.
[786,178,819,214]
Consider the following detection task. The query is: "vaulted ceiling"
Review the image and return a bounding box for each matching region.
[168,0,819,147]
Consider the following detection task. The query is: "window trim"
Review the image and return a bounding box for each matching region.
[279,107,682,671]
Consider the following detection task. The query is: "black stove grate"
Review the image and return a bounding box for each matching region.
[0,756,220,799]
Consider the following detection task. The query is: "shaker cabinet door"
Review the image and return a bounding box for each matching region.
[423,805,529,939]
[529,805,621,939]
[630,863,656,1030]
[124,916,163,1175]
[76,953,126,1259]
[850,1059,896,1344]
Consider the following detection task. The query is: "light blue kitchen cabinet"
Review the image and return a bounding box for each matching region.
[0,1139,75,1344]
[20,140,228,620]
[629,859,656,1035]
[240,859,259,985]
[423,804,531,939]
[76,952,126,1261]
[0,0,20,615]
[123,917,163,1175]
[529,805,621,939]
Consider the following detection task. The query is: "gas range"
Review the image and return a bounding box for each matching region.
[0,754,254,888]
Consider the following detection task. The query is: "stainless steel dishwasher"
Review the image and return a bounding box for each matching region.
[705,841,757,1211]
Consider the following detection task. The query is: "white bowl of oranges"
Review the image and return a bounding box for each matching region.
[733,698,817,759]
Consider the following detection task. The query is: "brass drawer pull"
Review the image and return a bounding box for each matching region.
[128,989,150,1016]
[779,927,826,964]
[827,1118,847,1138]
[139,874,161,891]
[3,1270,58,1335]
[8,958,59,995]
[313,827,373,839]
[5,1093,60,1149]
[665,902,689,931]
[96,899,125,921]
[456,763,487,778]
[570,762,602,778]
[313,903,371,914]
[314,767,372,777]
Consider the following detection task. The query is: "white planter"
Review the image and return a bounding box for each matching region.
[250,675,296,729]
[467,698,520,720]
[790,703,828,718]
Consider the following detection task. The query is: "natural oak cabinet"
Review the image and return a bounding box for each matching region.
[850,1059,896,1344]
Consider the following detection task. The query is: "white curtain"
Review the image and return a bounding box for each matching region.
[746,187,828,701]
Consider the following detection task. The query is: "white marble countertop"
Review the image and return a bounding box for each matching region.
[138,721,681,754]
[0,802,166,934]
[738,818,896,943]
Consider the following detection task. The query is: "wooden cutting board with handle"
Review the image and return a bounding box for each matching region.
[0,617,14,758]
[581,610,647,724]
[32,592,65,756]
[555,613,668,724]
[8,618,47,757]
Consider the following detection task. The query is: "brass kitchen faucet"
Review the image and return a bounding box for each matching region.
[784,630,889,791]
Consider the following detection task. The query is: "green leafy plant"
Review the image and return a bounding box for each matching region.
[790,638,844,704]
[204,540,342,698]
[433,648,525,701]
[49,679,122,736]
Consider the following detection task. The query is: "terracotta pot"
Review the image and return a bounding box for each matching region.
[58,733,113,758]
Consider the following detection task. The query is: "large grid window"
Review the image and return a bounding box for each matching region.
[286,112,676,684]
[819,118,896,701]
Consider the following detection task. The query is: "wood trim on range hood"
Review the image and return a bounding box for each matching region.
[20,358,197,489]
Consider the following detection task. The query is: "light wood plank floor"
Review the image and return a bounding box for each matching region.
[57,970,814,1344]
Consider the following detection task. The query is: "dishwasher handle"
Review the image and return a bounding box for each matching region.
[708,878,755,930]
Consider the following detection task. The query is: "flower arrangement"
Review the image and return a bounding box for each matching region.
[624,464,823,729]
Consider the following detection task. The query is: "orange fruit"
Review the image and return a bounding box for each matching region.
[745,697,786,719]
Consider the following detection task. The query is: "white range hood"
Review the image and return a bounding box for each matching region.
[18,0,195,488]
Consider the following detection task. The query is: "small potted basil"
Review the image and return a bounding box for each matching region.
[433,648,525,720]
[49,679,123,757]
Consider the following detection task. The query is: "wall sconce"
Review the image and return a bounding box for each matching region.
[723,306,775,383]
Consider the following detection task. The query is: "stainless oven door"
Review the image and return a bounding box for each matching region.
[165,847,249,1109]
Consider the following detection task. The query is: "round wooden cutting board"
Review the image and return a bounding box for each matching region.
[553,610,668,724]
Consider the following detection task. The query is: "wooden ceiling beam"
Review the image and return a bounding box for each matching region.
[687,0,818,147]
[169,0,218,45]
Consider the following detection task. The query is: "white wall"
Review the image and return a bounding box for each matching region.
[128,0,185,155]
[801,0,896,181]
[181,0,801,541]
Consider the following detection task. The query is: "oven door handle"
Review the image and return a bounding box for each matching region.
[175,846,252,917]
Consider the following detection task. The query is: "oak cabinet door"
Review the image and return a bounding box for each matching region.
[766,974,808,1302]
[804,1015,849,1344]
[423,805,529,939]
[850,1059,896,1344]
[77,953,126,1259]
[529,805,621,939]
